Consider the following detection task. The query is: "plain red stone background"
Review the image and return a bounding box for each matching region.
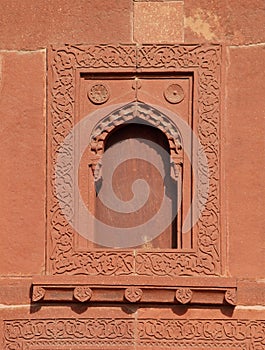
[0,0,264,297]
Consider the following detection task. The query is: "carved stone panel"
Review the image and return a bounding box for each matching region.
[4,318,265,349]
[48,44,221,276]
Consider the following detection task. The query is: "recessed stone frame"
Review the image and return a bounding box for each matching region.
[48,44,221,276]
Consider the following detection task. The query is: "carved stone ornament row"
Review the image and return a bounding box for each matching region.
[32,284,237,306]
[48,44,221,276]
[4,318,265,349]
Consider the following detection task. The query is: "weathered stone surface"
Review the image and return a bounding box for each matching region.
[237,281,265,306]
[134,1,184,43]
[225,45,265,278]
[0,51,46,275]
[184,0,265,44]
[0,3,264,348]
[0,278,32,304]
[0,0,132,50]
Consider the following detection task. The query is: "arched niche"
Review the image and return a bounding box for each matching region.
[88,101,184,180]
[86,102,184,249]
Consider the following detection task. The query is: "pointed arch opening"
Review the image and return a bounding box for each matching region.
[83,102,189,249]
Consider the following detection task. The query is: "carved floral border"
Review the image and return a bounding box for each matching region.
[48,44,221,276]
[4,318,265,349]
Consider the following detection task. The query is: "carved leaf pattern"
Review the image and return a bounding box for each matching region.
[4,319,134,349]
[124,287,143,302]
[73,286,93,302]
[89,101,182,157]
[138,319,265,349]
[49,44,221,276]
[225,288,237,306]
[32,286,45,302]
[4,319,265,349]
[175,288,193,304]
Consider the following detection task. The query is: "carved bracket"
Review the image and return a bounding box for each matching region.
[73,286,93,302]
[32,286,46,302]
[175,288,193,304]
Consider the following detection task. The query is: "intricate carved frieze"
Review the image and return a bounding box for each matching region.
[89,101,182,157]
[48,44,221,276]
[137,319,265,349]
[4,318,265,349]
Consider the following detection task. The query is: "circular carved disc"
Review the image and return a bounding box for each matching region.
[164,84,184,104]
[88,83,110,104]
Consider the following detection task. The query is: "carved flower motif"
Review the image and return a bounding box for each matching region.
[32,286,45,302]
[73,286,93,302]
[175,288,193,304]
[225,289,237,306]
[199,234,212,247]
[60,72,73,86]
[124,287,143,303]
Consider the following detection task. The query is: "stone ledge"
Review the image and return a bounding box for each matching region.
[32,276,237,306]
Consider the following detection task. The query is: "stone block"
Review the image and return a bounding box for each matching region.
[0,0,132,50]
[0,51,46,275]
[134,1,184,43]
[225,45,265,278]
[184,0,265,44]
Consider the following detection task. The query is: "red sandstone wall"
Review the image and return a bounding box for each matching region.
[0,0,264,347]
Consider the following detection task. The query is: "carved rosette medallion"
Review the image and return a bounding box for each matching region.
[125,287,143,302]
[32,286,45,302]
[225,288,237,306]
[73,286,93,302]
[164,83,184,104]
[88,83,110,104]
[175,288,193,304]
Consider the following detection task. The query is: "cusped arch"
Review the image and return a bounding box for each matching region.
[89,102,183,157]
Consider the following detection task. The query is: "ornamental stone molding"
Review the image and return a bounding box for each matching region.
[4,318,265,349]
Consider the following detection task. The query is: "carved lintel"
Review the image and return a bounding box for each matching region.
[73,286,93,302]
[225,288,237,306]
[175,288,193,304]
[124,287,143,302]
[32,286,45,302]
